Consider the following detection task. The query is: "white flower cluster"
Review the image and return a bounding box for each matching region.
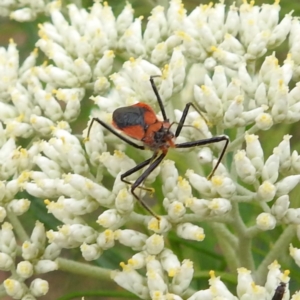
[1,0,300,298]
[0,0,51,21]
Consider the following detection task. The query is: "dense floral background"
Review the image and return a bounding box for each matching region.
[1,0,300,299]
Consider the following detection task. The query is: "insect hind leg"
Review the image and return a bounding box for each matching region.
[121,153,165,220]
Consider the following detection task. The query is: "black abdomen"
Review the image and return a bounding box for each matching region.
[113,106,147,129]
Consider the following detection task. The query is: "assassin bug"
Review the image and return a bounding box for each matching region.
[272,282,286,300]
[88,75,229,220]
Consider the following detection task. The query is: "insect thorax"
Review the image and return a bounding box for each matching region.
[143,121,175,151]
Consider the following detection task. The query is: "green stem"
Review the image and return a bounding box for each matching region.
[254,225,296,284]
[56,257,111,279]
[231,202,255,270]
[7,211,29,242]
[211,222,240,272]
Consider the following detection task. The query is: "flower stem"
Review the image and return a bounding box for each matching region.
[254,224,296,284]
[56,257,111,279]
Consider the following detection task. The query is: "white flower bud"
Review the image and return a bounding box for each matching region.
[148,217,172,234]
[111,268,149,299]
[94,50,115,78]
[122,17,145,57]
[157,66,173,103]
[116,2,134,35]
[185,170,214,197]
[145,234,164,255]
[161,160,179,199]
[176,223,205,241]
[6,119,34,138]
[43,243,62,260]
[39,90,64,122]
[196,21,216,51]
[30,115,54,136]
[97,230,115,250]
[276,175,300,196]
[246,30,269,59]
[159,249,180,277]
[212,46,242,69]
[100,151,136,177]
[115,188,134,215]
[275,135,292,172]
[290,244,300,267]
[237,267,254,298]
[209,270,236,298]
[94,76,110,94]
[245,133,264,171]
[151,41,169,66]
[67,224,98,244]
[224,95,245,127]
[291,150,300,173]
[200,85,223,120]
[80,243,102,261]
[283,208,300,224]
[167,201,186,221]
[73,58,92,83]
[255,112,273,130]
[16,261,34,278]
[45,65,79,87]
[0,102,18,121]
[234,150,257,184]
[34,259,58,274]
[30,278,49,297]
[0,252,13,270]
[169,48,186,93]
[209,2,225,37]
[19,48,38,75]
[185,198,210,217]
[224,4,239,36]
[174,176,192,203]
[197,147,213,164]
[211,176,236,198]
[256,213,277,231]
[147,263,168,297]
[261,153,280,183]
[171,259,194,295]
[268,13,292,49]
[257,181,276,202]
[208,198,232,215]
[0,222,17,256]
[7,198,30,216]
[127,252,147,269]
[115,229,147,251]
[271,195,290,219]
[22,241,39,260]
[187,289,213,300]
[0,207,7,223]
[97,209,125,229]
[211,66,227,98]
[4,279,26,299]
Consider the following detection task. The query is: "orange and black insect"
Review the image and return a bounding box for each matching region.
[88,76,229,220]
[272,282,286,300]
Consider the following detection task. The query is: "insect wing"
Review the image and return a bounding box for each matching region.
[112,103,157,141]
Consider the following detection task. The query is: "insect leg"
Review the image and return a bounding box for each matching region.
[176,136,229,179]
[174,102,207,137]
[150,75,168,121]
[121,153,166,220]
[121,153,158,193]
[88,118,145,150]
